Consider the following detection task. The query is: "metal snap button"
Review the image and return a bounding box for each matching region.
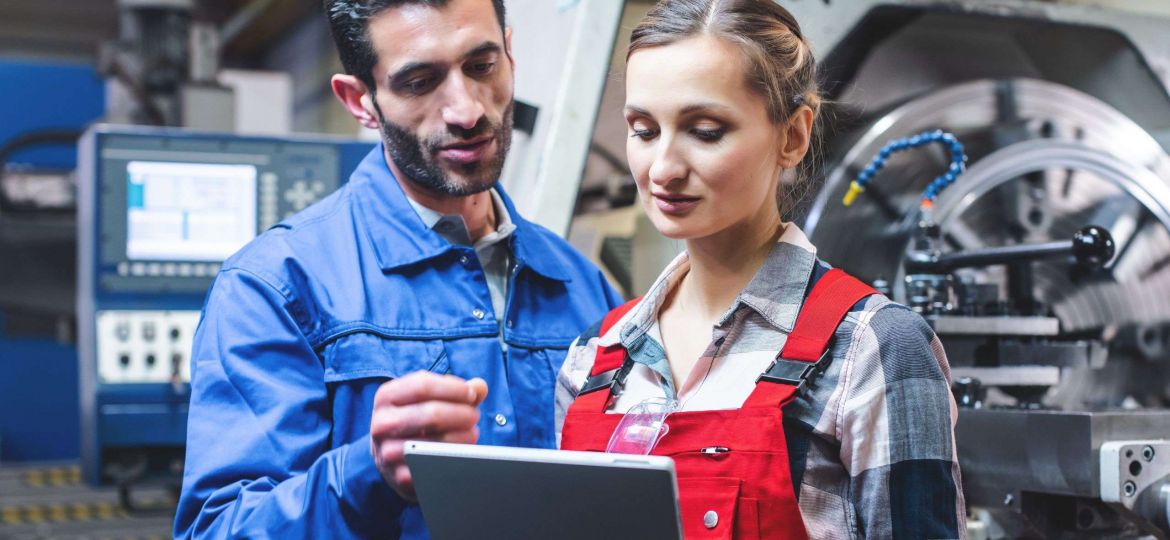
[459,255,470,265]
[703,510,718,529]
[495,413,507,426]
[472,308,485,320]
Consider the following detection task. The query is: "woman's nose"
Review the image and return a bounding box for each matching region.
[647,143,687,186]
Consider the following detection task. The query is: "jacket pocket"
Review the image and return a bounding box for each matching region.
[321,332,448,383]
[678,477,761,540]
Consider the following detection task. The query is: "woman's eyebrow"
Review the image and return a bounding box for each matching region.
[624,105,651,116]
[679,102,730,115]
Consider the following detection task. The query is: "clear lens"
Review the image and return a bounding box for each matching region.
[606,397,679,455]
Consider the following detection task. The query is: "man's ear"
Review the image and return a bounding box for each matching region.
[331,74,380,130]
[504,26,515,68]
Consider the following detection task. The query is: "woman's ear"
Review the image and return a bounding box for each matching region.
[778,105,814,168]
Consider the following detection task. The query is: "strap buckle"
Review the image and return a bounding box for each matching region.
[579,359,633,398]
[756,348,832,392]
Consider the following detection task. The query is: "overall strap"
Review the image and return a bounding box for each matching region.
[567,298,641,414]
[743,269,876,409]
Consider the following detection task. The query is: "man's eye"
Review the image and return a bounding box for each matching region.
[404,78,434,93]
[469,62,495,76]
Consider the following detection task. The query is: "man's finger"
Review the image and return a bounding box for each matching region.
[374,426,477,468]
[370,401,480,439]
[467,378,489,407]
[393,464,416,502]
[374,372,480,407]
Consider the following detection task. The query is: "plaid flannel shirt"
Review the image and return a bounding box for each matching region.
[555,224,966,540]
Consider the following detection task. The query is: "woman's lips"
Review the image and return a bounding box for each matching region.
[437,137,495,165]
[652,193,700,215]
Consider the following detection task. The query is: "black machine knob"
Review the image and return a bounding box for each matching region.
[952,377,984,409]
[1072,225,1115,269]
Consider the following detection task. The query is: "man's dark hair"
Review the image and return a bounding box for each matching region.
[324,0,507,92]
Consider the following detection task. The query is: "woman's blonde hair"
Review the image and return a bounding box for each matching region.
[629,0,823,217]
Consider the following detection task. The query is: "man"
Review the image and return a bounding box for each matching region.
[173,0,622,537]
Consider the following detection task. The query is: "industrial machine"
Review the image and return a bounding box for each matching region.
[794,2,1170,538]
[76,125,368,498]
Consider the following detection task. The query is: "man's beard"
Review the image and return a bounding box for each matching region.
[376,101,514,197]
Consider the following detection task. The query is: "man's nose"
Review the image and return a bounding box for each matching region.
[441,75,486,131]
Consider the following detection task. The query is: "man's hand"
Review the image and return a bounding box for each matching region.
[370,372,489,501]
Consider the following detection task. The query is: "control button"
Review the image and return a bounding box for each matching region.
[472,308,485,320]
[703,511,719,529]
[145,354,156,367]
[131,263,146,276]
[163,263,177,276]
[117,262,129,276]
[178,263,192,277]
[171,354,183,377]
[147,263,161,276]
[494,414,507,426]
[193,264,207,277]
[115,323,131,342]
[170,327,181,341]
[143,322,156,342]
[119,354,131,368]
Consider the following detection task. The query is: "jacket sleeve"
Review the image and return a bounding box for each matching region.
[837,304,967,540]
[174,267,402,539]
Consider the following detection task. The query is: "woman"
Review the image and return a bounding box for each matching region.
[554,1,966,539]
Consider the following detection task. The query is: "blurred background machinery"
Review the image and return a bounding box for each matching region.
[572,1,1170,537]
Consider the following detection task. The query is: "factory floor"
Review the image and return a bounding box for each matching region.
[0,462,174,540]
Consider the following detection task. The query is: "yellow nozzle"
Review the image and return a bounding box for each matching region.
[843,181,864,207]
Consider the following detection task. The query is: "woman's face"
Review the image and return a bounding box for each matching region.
[624,35,790,241]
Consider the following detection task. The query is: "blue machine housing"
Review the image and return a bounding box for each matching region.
[0,58,105,463]
[76,124,370,486]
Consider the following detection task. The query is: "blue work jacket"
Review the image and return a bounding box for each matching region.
[174,145,622,539]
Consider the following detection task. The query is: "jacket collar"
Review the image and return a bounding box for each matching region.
[352,144,572,282]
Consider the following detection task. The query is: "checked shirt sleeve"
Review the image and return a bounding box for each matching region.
[836,304,967,540]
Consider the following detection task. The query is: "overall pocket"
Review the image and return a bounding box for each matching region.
[678,476,761,540]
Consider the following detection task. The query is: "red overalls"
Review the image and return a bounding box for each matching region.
[561,269,875,539]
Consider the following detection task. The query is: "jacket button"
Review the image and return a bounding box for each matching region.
[494,414,508,426]
[472,308,485,320]
[459,255,470,265]
[703,510,718,529]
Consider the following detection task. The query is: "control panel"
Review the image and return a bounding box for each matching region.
[96,310,199,384]
[77,125,370,486]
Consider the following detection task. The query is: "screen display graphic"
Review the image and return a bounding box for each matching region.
[126,161,257,262]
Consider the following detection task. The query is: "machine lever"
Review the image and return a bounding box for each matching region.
[905,225,1114,273]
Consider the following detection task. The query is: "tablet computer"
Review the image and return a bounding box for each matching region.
[404,441,682,540]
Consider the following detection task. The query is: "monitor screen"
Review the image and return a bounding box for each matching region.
[125,161,258,262]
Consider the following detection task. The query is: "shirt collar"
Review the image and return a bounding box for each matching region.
[405,187,517,250]
[598,223,819,347]
[351,144,571,281]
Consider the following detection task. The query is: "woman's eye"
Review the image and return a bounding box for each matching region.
[630,128,658,141]
[692,128,725,142]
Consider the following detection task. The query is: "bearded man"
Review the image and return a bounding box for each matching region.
[174,1,621,537]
